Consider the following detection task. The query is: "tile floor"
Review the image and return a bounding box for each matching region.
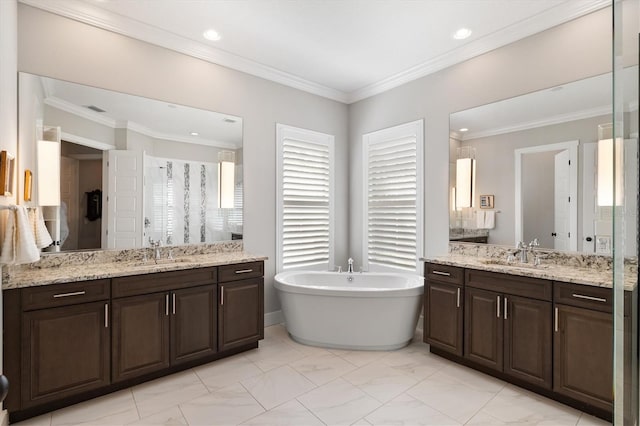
[15,325,610,426]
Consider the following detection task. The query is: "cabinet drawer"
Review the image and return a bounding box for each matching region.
[466,269,552,301]
[218,262,264,282]
[425,263,464,285]
[112,267,217,298]
[22,279,110,311]
[554,282,612,313]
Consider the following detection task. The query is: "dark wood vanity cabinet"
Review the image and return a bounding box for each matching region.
[111,268,218,382]
[218,262,264,352]
[16,280,111,408]
[464,269,553,389]
[553,282,613,412]
[4,260,265,423]
[423,263,464,356]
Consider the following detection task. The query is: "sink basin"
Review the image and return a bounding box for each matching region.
[479,259,549,269]
[129,258,194,267]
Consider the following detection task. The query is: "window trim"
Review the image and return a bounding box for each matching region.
[276,123,335,272]
[362,119,424,273]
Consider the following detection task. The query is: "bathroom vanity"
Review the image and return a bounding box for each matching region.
[2,251,265,423]
[423,254,636,422]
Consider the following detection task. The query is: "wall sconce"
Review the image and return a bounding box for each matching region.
[455,147,476,210]
[217,150,235,209]
[37,140,61,206]
[596,123,623,207]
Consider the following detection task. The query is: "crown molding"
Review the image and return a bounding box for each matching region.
[61,131,115,151]
[20,0,609,105]
[19,0,349,103]
[45,96,117,128]
[462,105,611,141]
[347,0,610,103]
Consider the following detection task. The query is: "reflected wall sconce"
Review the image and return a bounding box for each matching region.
[455,146,476,210]
[217,150,235,209]
[596,123,623,207]
[37,140,61,206]
[0,151,15,197]
[24,170,32,202]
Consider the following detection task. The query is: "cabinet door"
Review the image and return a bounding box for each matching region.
[22,301,110,408]
[464,287,503,371]
[112,293,170,382]
[504,296,552,389]
[554,304,612,411]
[171,284,218,365]
[425,281,463,356]
[219,278,264,352]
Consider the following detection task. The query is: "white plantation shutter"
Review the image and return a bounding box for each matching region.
[277,124,334,271]
[363,120,423,272]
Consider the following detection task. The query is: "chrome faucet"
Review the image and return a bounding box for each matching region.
[347,258,354,273]
[516,241,528,263]
[529,238,540,265]
[149,238,162,263]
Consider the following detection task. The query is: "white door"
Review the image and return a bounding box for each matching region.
[107,150,143,248]
[554,150,571,251]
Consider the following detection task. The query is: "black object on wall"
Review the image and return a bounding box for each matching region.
[85,189,102,221]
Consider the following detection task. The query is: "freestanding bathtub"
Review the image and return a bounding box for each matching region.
[274,270,424,350]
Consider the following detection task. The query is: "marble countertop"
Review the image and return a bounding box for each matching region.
[3,251,268,290]
[422,255,637,291]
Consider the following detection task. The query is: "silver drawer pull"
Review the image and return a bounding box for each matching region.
[496,296,501,318]
[572,293,607,303]
[53,291,86,298]
[104,303,109,328]
[432,271,451,277]
[554,307,559,332]
[165,294,169,316]
[456,288,460,308]
[172,293,176,315]
[234,269,253,274]
[221,286,224,305]
[504,297,508,320]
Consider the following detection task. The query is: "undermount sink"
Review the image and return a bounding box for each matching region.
[479,258,549,269]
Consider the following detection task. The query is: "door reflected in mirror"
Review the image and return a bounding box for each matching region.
[449,66,638,255]
[18,72,243,252]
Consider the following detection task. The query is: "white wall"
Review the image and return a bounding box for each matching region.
[348,6,613,263]
[17,4,349,317]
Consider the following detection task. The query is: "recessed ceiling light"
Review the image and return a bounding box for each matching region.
[453,28,472,40]
[203,29,221,41]
[459,128,469,132]
[190,132,199,136]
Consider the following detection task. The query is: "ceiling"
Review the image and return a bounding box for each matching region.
[21,0,609,104]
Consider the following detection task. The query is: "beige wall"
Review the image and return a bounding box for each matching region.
[348,6,613,263]
[17,4,350,317]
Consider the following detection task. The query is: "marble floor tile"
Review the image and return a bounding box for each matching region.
[478,385,582,425]
[179,382,265,425]
[578,413,612,425]
[351,419,373,426]
[297,378,382,425]
[50,389,139,426]
[131,369,209,418]
[194,354,263,391]
[12,413,52,426]
[343,361,420,403]
[466,411,509,425]
[291,352,358,386]
[406,371,500,424]
[126,407,187,426]
[262,324,290,341]
[241,365,316,410]
[439,362,506,393]
[365,393,461,425]
[328,348,387,367]
[244,338,308,372]
[377,349,447,381]
[240,399,324,425]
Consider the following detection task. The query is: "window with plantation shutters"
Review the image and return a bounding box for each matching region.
[276,124,334,271]
[363,120,423,272]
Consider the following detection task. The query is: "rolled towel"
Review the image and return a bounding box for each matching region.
[484,210,496,229]
[31,207,53,249]
[0,209,16,264]
[14,206,40,264]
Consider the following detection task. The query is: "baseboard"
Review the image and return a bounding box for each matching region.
[264,310,283,327]
[0,409,8,426]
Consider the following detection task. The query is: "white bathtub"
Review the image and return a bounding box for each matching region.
[274,271,424,350]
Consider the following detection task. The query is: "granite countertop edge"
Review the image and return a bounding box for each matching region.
[3,252,268,290]
[421,256,636,291]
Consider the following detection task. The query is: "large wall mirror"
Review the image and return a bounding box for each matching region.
[449,66,638,256]
[18,72,243,252]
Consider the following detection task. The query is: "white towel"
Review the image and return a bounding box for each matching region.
[484,210,496,229]
[0,206,41,265]
[476,210,485,229]
[29,207,53,249]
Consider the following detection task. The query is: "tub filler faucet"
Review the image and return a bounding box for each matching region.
[347,258,354,273]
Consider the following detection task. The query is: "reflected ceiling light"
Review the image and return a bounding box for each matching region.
[190,132,199,136]
[455,147,475,210]
[597,124,623,207]
[459,128,469,132]
[218,151,235,209]
[203,29,221,41]
[453,28,472,40]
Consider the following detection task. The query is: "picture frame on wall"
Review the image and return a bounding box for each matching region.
[479,194,494,209]
[0,151,15,197]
